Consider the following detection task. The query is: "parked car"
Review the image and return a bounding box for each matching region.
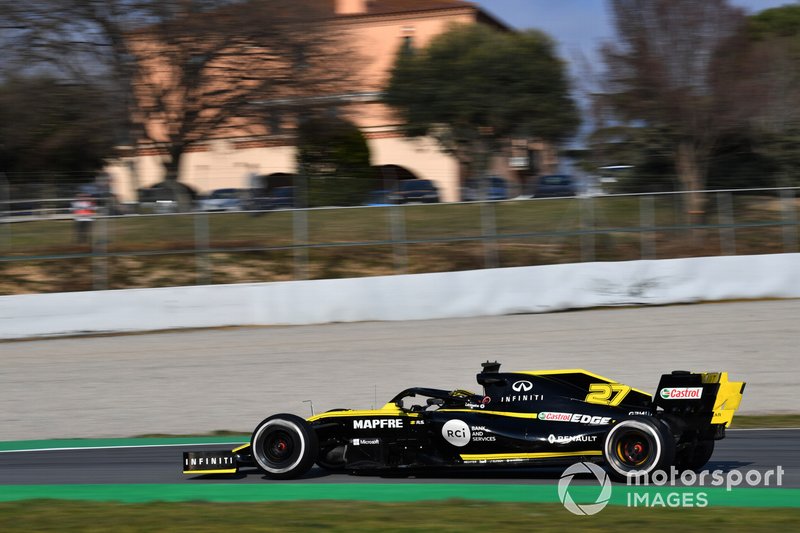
[461,176,509,201]
[391,179,440,204]
[137,184,178,213]
[270,186,296,209]
[198,188,244,211]
[137,181,198,213]
[534,174,577,198]
[363,189,394,207]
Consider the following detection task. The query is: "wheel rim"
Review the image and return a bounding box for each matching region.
[252,420,306,474]
[614,429,653,467]
[264,430,296,463]
[604,420,669,477]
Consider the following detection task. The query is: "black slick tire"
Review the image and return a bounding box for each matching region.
[676,439,715,472]
[251,414,318,479]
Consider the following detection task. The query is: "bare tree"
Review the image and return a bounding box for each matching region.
[1,1,357,183]
[741,6,800,186]
[597,0,747,219]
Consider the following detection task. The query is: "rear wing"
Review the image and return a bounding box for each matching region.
[654,371,745,427]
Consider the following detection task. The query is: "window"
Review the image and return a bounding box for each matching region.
[268,110,283,135]
[401,35,415,56]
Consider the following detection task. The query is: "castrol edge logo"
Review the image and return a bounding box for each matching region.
[538,412,611,425]
[660,387,703,400]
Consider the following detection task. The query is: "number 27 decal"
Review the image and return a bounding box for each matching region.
[585,383,631,406]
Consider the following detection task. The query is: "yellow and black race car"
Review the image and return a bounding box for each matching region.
[183,361,744,480]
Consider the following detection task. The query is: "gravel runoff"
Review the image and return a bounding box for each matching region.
[1,299,797,440]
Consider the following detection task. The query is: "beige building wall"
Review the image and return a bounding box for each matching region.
[370,136,460,201]
[108,1,508,203]
[109,144,297,201]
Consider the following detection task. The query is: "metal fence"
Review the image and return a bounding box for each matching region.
[1,187,798,294]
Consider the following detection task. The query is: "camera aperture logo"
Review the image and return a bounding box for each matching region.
[558,462,612,516]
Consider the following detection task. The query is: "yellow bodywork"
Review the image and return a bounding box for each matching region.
[307,402,418,422]
[702,372,746,427]
[460,450,602,461]
[182,468,237,474]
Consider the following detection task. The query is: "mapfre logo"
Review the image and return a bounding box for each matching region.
[660,387,703,400]
[512,380,533,392]
[353,419,403,429]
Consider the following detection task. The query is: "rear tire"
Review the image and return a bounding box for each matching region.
[603,417,675,480]
[676,439,715,472]
[251,414,318,479]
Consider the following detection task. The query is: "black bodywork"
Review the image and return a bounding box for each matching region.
[183,362,744,477]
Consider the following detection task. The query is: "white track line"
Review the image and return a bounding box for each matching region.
[0,442,244,454]
[728,427,800,431]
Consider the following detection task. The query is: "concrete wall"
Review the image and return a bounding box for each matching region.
[2,253,800,340]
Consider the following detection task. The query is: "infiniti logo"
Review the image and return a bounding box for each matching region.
[512,380,533,392]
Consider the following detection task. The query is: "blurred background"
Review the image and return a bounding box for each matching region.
[1,0,799,294]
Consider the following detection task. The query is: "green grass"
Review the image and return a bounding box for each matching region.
[133,430,249,438]
[0,501,797,532]
[3,194,799,294]
[5,195,782,255]
[730,414,800,428]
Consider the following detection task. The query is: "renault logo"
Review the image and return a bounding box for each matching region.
[512,380,533,392]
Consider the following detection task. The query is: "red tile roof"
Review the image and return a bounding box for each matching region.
[333,0,510,31]
[361,0,476,16]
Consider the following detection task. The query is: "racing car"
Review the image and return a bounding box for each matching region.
[183,361,744,480]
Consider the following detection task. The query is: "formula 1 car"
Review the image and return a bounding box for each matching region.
[183,362,745,480]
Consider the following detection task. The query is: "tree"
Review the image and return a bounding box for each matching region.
[0,75,121,189]
[597,0,747,220]
[0,1,356,182]
[384,24,579,188]
[296,115,373,207]
[583,125,679,193]
[743,4,800,186]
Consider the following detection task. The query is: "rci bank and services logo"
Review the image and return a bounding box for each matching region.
[557,462,612,516]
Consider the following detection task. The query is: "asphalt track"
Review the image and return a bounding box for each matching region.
[1,300,799,505]
[0,429,798,488]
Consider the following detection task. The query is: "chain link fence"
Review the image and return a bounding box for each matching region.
[1,187,798,295]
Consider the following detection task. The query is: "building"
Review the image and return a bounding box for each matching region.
[108,0,556,203]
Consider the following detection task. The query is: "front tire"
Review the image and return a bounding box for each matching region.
[251,414,318,479]
[603,417,675,480]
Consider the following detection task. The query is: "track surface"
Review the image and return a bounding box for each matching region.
[2,300,800,441]
[0,430,798,488]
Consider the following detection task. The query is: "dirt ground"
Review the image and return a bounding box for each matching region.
[0,299,795,440]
